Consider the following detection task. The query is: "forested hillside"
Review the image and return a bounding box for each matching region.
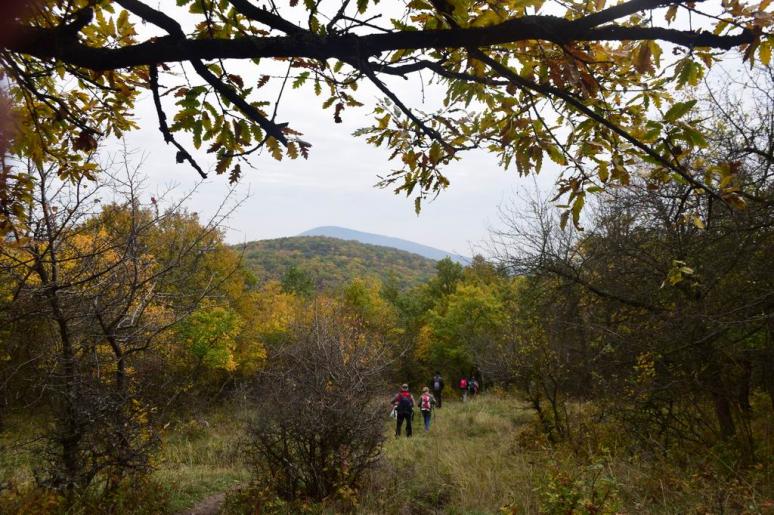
[238,236,437,291]
[299,226,469,264]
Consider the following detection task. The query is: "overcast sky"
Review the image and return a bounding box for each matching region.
[107,62,561,258]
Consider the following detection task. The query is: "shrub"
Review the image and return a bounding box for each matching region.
[0,477,170,514]
[245,305,390,502]
[538,464,622,515]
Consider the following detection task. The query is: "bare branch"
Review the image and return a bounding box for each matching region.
[149,65,207,179]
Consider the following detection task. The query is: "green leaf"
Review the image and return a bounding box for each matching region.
[267,136,283,161]
[292,71,310,89]
[545,145,567,166]
[663,100,696,123]
[675,60,703,88]
[429,141,443,164]
[571,193,585,228]
[680,123,708,148]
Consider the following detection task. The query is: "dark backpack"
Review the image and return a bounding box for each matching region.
[397,394,413,414]
[467,379,476,393]
[433,377,441,391]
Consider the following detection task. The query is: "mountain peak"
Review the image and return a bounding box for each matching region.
[298,226,469,264]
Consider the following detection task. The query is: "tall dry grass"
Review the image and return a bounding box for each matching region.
[359,394,542,514]
[357,393,774,514]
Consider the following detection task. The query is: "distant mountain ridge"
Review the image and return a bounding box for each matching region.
[299,226,469,264]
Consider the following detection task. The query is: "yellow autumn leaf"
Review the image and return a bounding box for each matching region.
[760,40,772,66]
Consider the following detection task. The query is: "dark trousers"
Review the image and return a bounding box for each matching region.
[396,411,412,437]
[433,389,442,407]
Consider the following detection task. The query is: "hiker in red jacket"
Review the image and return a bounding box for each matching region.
[391,384,416,437]
[459,376,468,402]
[419,387,437,432]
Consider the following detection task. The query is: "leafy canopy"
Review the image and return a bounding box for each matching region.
[1,0,772,224]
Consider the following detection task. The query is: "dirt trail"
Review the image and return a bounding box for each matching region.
[181,492,226,515]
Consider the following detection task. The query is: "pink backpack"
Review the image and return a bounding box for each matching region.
[420,393,432,411]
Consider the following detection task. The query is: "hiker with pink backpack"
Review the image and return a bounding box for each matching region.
[459,376,468,402]
[419,387,437,432]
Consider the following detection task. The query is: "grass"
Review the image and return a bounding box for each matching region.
[0,405,251,514]
[0,413,47,490]
[359,394,543,514]
[152,406,251,513]
[3,395,772,514]
[357,393,774,514]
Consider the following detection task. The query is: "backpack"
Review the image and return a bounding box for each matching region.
[420,393,432,411]
[467,379,476,393]
[433,377,441,391]
[397,392,413,414]
[459,378,468,389]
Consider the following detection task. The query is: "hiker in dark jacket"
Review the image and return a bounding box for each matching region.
[391,383,416,437]
[468,377,479,397]
[430,371,444,408]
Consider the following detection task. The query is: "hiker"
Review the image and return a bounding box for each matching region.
[419,387,436,432]
[468,376,480,397]
[391,383,415,437]
[431,371,444,408]
[459,376,468,402]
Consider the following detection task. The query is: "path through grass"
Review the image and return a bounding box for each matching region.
[153,409,250,513]
[359,394,541,514]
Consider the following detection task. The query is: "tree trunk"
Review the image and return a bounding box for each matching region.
[712,391,736,440]
[53,306,81,494]
[737,358,752,414]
